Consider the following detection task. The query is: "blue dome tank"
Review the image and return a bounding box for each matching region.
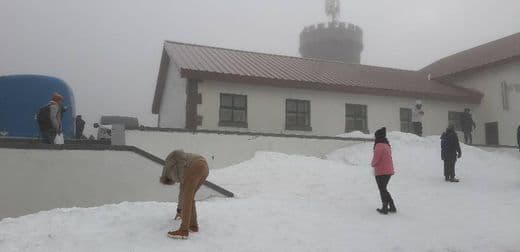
[0,75,76,139]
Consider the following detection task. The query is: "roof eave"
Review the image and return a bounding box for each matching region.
[152,48,171,114]
[428,53,520,81]
[181,69,482,104]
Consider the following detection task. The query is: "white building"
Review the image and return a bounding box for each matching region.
[422,32,520,146]
[152,33,520,146]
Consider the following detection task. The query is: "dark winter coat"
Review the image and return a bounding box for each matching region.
[517,126,520,149]
[441,129,462,161]
[75,117,85,137]
[460,112,475,132]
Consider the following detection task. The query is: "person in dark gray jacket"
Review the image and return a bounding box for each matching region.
[460,108,476,145]
[441,125,462,182]
[75,115,85,139]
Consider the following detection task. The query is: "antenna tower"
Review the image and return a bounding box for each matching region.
[325,0,341,23]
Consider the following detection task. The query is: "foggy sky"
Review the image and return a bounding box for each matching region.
[1,0,519,129]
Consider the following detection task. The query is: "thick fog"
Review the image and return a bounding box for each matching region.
[1,0,519,128]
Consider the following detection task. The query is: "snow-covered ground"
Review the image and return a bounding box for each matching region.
[336,130,373,139]
[1,133,519,251]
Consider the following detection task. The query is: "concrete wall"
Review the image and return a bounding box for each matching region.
[126,130,361,169]
[158,62,186,128]
[452,60,520,146]
[195,80,474,138]
[0,148,218,219]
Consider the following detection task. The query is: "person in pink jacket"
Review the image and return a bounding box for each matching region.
[371,127,396,214]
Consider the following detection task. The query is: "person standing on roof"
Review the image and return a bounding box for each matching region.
[460,108,476,145]
[411,100,425,137]
[93,123,111,142]
[75,115,86,139]
[37,92,64,144]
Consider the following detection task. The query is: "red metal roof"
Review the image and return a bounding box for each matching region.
[152,41,483,114]
[422,32,520,79]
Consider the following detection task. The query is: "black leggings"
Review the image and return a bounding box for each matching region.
[412,122,423,136]
[463,131,472,145]
[375,175,394,208]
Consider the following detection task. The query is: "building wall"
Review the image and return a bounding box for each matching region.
[0,148,218,219]
[451,60,520,146]
[195,80,474,138]
[158,63,186,128]
[126,130,361,170]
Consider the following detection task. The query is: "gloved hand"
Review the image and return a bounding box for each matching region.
[457,153,462,159]
[160,176,174,185]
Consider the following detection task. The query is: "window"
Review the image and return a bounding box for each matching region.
[448,111,463,131]
[285,99,311,131]
[400,108,412,133]
[501,81,509,111]
[345,104,368,133]
[219,94,247,127]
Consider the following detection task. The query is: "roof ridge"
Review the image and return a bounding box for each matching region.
[164,40,419,74]
[164,40,355,64]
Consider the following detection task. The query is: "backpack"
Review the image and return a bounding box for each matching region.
[440,133,449,160]
[440,134,448,151]
[36,104,52,131]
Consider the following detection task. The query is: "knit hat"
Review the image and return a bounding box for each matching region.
[374,127,386,139]
[447,124,455,131]
[416,100,422,105]
[52,92,64,102]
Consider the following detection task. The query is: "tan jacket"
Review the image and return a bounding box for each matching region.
[160,150,206,208]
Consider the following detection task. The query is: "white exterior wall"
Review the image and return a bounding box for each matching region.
[158,62,186,128]
[126,130,361,170]
[0,149,218,219]
[451,61,520,146]
[196,80,474,137]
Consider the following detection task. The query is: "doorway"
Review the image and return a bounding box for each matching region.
[485,122,499,145]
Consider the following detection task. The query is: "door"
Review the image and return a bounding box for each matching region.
[400,108,412,133]
[485,122,499,145]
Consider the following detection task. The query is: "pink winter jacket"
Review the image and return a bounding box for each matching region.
[371,143,395,176]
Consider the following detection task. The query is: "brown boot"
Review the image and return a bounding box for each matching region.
[167,229,189,239]
[189,225,199,232]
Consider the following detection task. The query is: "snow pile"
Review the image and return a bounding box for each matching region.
[336,130,372,139]
[1,132,519,251]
